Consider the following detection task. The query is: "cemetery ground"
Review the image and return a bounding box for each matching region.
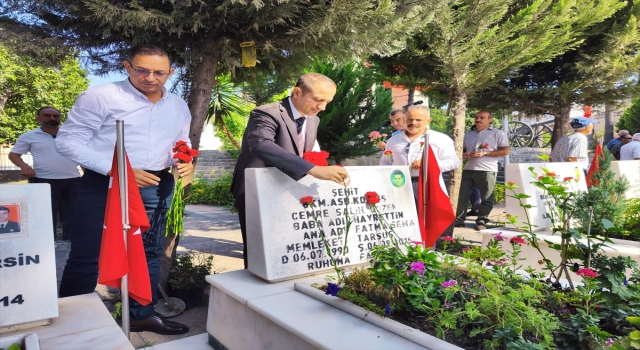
[54,203,505,349]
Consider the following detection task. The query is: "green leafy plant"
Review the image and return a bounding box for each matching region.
[110,301,122,319]
[185,173,235,207]
[169,253,214,290]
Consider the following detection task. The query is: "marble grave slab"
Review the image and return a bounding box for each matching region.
[610,160,640,199]
[245,166,421,282]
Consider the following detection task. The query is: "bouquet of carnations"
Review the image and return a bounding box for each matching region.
[476,143,489,151]
[368,131,387,150]
[166,140,198,236]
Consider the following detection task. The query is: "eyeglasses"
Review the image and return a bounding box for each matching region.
[128,63,171,79]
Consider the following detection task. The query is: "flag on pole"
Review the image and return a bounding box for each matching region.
[586,142,603,188]
[417,145,456,247]
[98,148,152,306]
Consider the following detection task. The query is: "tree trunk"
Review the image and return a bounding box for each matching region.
[407,88,415,106]
[0,84,10,115]
[158,42,221,291]
[550,106,571,148]
[604,104,613,145]
[446,90,467,211]
[216,114,241,149]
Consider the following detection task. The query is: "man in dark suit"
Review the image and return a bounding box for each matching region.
[231,73,349,268]
[0,206,21,233]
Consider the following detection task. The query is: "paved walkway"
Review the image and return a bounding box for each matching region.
[54,203,507,348]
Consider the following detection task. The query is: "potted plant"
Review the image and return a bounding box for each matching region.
[168,252,214,307]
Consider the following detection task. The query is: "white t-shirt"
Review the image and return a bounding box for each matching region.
[11,128,81,179]
[620,141,640,160]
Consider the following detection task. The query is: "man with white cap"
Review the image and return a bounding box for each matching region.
[620,133,640,160]
[549,117,597,171]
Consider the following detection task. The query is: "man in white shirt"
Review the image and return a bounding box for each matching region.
[9,107,81,240]
[380,105,460,201]
[55,45,192,335]
[620,133,640,160]
[454,111,510,231]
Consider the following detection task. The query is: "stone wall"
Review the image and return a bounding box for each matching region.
[192,148,555,182]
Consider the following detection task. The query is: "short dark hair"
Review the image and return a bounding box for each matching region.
[389,108,406,118]
[294,73,336,94]
[0,206,10,213]
[127,45,171,64]
[36,106,59,117]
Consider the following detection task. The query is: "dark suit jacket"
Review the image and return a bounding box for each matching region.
[0,221,21,233]
[231,98,319,199]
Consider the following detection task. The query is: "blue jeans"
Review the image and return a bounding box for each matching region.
[58,169,174,320]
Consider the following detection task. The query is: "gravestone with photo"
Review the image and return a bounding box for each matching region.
[610,160,640,199]
[0,184,58,329]
[245,166,421,282]
[505,162,588,231]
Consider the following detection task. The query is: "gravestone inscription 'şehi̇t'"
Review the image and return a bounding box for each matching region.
[505,162,588,231]
[245,166,421,282]
[610,160,640,199]
[0,184,58,328]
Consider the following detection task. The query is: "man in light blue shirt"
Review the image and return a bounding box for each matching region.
[56,45,192,335]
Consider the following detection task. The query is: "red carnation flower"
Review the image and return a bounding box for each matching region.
[188,148,199,157]
[510,236,527,245]
[576,268,598,278]
[547,172,556,177]
[443,236,456,242]
[303,151,330,166]
[384,150,392,156]
[174,153,193,163]
[364,191,380,205]
[300,196,314,205]
[172,140,188,152]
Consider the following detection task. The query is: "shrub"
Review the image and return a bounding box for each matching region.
[185,172,235,207]
[494,183,505,204]
[610,198,640,241]
[169,253,214,290]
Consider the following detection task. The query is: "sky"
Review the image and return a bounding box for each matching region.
[88,72,128,87]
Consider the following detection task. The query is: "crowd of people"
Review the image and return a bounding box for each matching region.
[5,43,640,335]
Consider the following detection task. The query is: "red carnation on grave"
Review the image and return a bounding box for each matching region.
[303,151,330,166]
[510,236,527,245]
[300,196,314,205]
[364,191,380,205]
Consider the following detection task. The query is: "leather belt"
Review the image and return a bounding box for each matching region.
[143,168,170,177]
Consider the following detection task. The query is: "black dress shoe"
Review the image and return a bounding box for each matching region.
[466,210,478,217]
[130,313,189,335]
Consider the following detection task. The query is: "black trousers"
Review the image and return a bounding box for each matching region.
[58,169,174,320]
[32,177,81,240]
[235,193,248,269]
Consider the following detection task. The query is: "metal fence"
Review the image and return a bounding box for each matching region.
[0,146,32,170]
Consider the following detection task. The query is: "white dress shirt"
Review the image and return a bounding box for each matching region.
[620,140,640,160]
[380,129,460,177]
[56,79,192,175]
[11,128,81,179]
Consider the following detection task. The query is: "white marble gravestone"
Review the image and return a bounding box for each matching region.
[505,162,588,230]
[245,166,421,282]
[0,184,58,328]
[610,160,640,199]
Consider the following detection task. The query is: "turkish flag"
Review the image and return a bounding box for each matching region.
[586,142,603,188]
[98,148,152,306]
[417,144,456,247]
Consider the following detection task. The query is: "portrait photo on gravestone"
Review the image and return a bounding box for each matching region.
[0,204,22,234]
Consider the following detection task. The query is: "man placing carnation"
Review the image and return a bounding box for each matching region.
[231,73,349,269]
[55,45,192,335]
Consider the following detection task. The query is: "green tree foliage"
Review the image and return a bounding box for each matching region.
[574,150,629,236]
[473,0,640,148]
[0,45,88,144]
[4,0,424,153]
[617,98,640,133]
[207,74,254,150]
[313,61,393,164]
[379,0,626,210]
